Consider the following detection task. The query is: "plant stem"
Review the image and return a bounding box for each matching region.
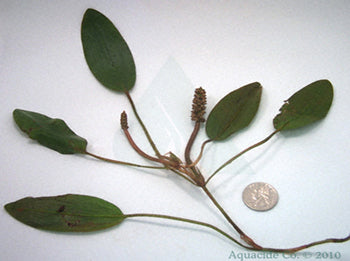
[124,212,252,250]
[122,128,164,163]
[124,212,350,253]
[184,121,206,186]
[85,151,166,169]
[184,122,200,164]
[187,139,212,167]
[87,151,195,184]
[125,91,161,157]
[121,111,200,184]
[261,234,350,253]
[168,169,198,185]
[206,129,280,185]
[201,185,262,249]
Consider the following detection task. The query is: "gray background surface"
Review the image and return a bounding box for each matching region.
[1,1,349,260]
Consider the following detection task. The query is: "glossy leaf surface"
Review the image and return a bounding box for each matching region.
[273,80,333,130]
[81,8,136,92]
[13,109,87,154]
[5,194,125,232]
[206,82,262,140]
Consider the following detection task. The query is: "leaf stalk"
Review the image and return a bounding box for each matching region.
[124,212,252,250]
[206,129,280,185]
[201,185,262,249]
[125,91,161,157]
[85,151,165,169]
[124,213,350,253]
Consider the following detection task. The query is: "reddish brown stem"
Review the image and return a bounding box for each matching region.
[184,121,206,186]
[184,121,200,164]
[125,91,161,157]
[85,151,165,169]
[201,185,262,249]
[261,234,350,253]
[123,128,182,170]
[123,128,161,163]
[187,139,212,167]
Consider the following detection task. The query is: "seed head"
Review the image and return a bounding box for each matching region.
[191,87,207,122]
[120,111,128,130]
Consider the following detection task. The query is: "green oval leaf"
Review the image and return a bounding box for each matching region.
[206,82,262,140]
[81,8,136,92]
[13,109,87,154]
[273,80,333,131]
[5,194,125,232]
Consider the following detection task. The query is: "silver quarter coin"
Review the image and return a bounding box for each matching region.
[242,182,279,211]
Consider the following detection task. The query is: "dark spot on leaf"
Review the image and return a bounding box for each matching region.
[66,220,80,228]
[57,205,65,213]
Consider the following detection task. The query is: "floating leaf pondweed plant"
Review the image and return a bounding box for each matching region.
[5,8,349,254]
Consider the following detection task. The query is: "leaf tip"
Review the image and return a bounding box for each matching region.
[4,200,22,218]
[84,7,98,13]
[13,108,21,118]
[4,202,11,213]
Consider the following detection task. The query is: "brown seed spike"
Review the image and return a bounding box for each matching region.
[191,87,207,122]
[120,111,128,130]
